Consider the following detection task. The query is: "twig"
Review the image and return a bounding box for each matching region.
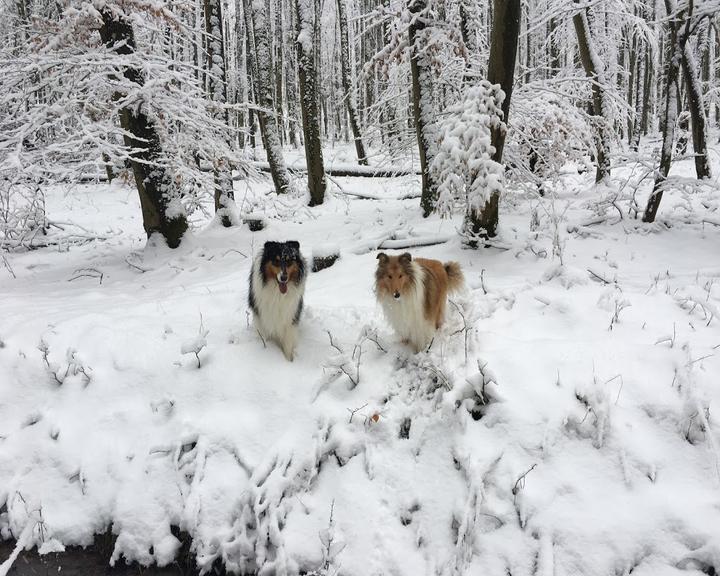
[512,463,537,502]
[347,403,368,424]
[223,248,247,258]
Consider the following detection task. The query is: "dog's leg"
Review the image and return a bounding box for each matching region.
[254,316,268,348]
[280,325,298,361]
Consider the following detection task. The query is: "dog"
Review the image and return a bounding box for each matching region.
[248,241,307,360]
[375,252,464,353]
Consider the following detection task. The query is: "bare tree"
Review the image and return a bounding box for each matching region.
[246,0,293,195]
[466,0,520,238]
[295,0,327,205]
[204,0,235,226]
[681,38,712,178]
[336,0,368,165]
[644,0,686,223]
[98,8,188,248]
[408,0,439,217]
[573,1,612,182]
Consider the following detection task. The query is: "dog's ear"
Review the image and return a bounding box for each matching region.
[287,240,300,250]
[399,252,412,263]
[376,252,388,265]
[263,241,279,251]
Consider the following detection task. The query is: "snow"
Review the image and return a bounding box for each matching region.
[1,145,720,574]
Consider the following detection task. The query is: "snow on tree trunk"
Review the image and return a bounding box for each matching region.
[643,0,684,224]
[336,0,368,166]
[573,2,612,183]
[203,0,235,227]
[681,40,711,179]
[431,82,505,248]
[98,9,188,248]
[408,0,439,217]
[247,0,293,195]
[295,0,327,206]
[467,0,520,239]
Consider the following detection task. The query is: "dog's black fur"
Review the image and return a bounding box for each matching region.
[248,241,306,325]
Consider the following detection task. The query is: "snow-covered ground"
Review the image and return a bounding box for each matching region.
[1,145,720,576]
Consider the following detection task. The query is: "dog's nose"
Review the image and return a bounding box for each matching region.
[394,291,400,299]
[280,274,288,283]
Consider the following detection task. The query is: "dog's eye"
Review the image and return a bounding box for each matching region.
[398,274,403,279]
[388,275,393,280]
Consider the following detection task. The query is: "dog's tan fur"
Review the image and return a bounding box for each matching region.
[263,260,302,284]
[375,252,464,352]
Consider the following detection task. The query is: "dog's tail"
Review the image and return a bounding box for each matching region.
[444,261,464,293]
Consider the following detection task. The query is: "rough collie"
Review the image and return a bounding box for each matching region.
[375,252,464,352]
[248,241,307,360]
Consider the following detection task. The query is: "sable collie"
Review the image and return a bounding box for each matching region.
[248,241,307,361]
[375,252,464,352]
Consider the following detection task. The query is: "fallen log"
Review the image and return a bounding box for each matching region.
[242,161,420,179]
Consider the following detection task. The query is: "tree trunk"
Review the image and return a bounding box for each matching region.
[643,0,684,223]
[247,0,293,194]
[336,0,368,165]
[680,41,711,178]
[408,0,439,217]
[203,0,235,226]
[98,9,188,248]
[295,0,327,205]
[466,0,520,239]
[573,2,611,182]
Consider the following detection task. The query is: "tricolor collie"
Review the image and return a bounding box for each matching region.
[375,252,464,352]
[249,241,307,361]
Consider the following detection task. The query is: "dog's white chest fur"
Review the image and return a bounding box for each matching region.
[251,258,305,360]
[378,263,435,352]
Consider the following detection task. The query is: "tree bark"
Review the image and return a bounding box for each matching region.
[336,0,368,165]
[98,9,188,248]
[408,0,438,217]
[295,0,327,205]
[246,0,293,194]
[204,0,235,226]
[680,41,711,178]
[466,0,520,239]
[643,0,684,223]
[573,2,611,182]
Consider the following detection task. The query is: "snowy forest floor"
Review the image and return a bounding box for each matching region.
[2,140,720,576]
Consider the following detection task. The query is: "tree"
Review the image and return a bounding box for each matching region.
[408,0,439,217]
[431,82,506,247]
[246,0,293,195]
[467,0,520,238]
[0,0,244,249]
[99,8,188,248]
[643,0,685,223]
[681,38,711,179]
[204,0,235,226]
[295,0,327,206]
[336,0,368,165]
[573,1,612,183]
[644,0,712,222]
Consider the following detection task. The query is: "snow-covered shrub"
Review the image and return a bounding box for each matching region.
[0,0,250,239]
[506,89,595,182]
[430,81,505,222]
[0,182,48,250]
